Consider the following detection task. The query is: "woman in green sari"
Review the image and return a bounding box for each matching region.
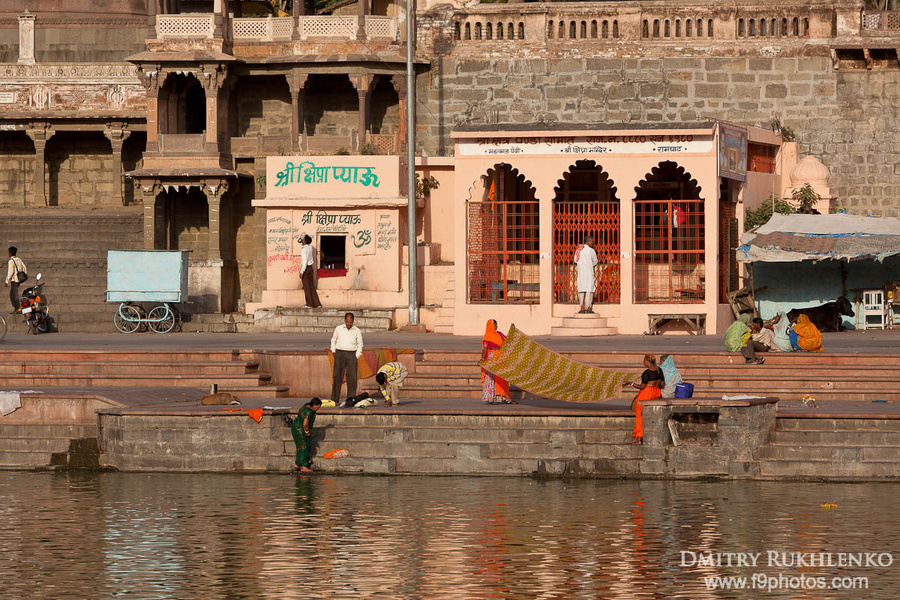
[289,398,322,473]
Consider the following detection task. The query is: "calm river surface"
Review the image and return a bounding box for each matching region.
[0,472,898,599]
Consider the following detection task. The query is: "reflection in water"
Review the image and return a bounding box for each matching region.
[0,473,898,599]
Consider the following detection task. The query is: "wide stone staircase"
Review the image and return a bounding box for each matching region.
[0,350,288,398]
[758,417,900,478]
[0,209,143,333]
[374,350,900,403]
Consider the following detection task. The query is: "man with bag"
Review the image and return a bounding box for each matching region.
[4,247,27,313]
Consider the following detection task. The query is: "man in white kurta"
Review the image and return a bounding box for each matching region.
[574,236,599,313]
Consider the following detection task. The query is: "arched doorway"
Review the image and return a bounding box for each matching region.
[552,160,620,304]
[633,161,704,303]
[467,164,539,303]
[159,73,206,135]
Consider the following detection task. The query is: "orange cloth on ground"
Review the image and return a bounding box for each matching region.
[481,320,510,398]
[793,314,823,353]
[632,386,661,439]
[222,407,264,423]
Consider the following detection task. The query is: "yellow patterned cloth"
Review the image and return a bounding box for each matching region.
[480,325,632,402]
[327,348,415,380]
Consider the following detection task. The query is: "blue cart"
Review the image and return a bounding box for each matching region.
[106,250,189,334]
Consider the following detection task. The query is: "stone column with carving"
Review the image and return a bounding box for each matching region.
[292,0,303,40]
[138,66,161,153]
[353,75,373,150]
[287,73,308,152]
[139,182,163,249]
[204,181,228,260]
[105,125,132,206]
[357,0,368,41]
[391,74,407,153]
[25,124,53,207]
[201,64,228,154]
[147,0,157,40]
[18,11,36,65]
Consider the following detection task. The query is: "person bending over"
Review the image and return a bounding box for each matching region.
[376,361,408,407]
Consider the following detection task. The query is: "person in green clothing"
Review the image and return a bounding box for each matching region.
[284,397,322,473]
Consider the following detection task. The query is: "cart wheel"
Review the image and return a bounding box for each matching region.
[114,303,141,334]
[148,304,175,334]
[131,304,148,332]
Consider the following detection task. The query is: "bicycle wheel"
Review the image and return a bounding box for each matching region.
[114,303,141,334]
[148,304,175,334]
[0,314,7,341]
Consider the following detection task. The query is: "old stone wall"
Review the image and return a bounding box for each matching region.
[173,189,210,260]
[233,76,291,138]
[0,132,34,206]
[231,165,267,312]
[419,56,900,217]
[45,132,117,208]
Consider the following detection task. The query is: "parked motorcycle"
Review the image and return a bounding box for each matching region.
[20,273,49,334]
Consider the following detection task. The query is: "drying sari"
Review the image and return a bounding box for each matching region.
[793,314,824,353]
[481,320,511,403]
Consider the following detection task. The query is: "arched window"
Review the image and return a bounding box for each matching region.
[696,19,703,37]
[518,22,525,39]
[792,17,799,36]
[559,21,565,39]
[468,165,540,304]
[601,20,608,38]
[475,22,481,40]
[486,23,492,40]
[642,19,649,38]
[760,19,767,36]
[580,20,587,38]
[781,17,788,36]
[613,20,618,37]
[708,19,713,37]
[653,19,660,38]
[804,18,809,36]
[770,19,776,36]
[686,19,693,37]
[664,19,670,38]
[749,19,755,37]
[454,22,461,40]
[496,22,503,39]
[569,21,576,39]
[738,18,744,37]
[548,20,554,39]
[508,22,514,39]
[675,19,681,38]
[591,20,597,39]
[465,22,471,40]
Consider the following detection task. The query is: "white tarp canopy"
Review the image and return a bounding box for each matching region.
[739,213,900,263]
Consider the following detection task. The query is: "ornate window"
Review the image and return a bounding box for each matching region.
[518,22,524,39]
[465,22,471,40]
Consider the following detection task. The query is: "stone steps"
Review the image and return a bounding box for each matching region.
[0,350,242,362]
[0,360,260,375]
[0,373,275,388]
[551,313,618,337]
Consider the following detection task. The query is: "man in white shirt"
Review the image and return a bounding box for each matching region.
[299,235,322,308]
[4,247,26,313]
[574,235,599,314]
[330,312,364,402]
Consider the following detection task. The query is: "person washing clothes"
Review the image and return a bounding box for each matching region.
[376,361,408,407]
[284,398,322,473]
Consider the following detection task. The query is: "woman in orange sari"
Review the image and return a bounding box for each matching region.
[481,319,514,404]
[790,313,824,353]
[629,354,664,444]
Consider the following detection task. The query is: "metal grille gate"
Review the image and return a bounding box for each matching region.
[553,201,620,304]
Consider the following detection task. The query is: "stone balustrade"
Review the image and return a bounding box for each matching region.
[861,10,900,32]
[156,14,216,40]
[232,16,294,41]
[153,14,399,42]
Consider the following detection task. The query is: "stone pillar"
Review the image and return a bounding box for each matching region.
[391,75,407,153]
[18,11,36,65]
[147,0,157,40]
[104,126,132,206]
[353,75,373,149]
[357,0,368,41]
[213,0,224,38]
[288,73,308,152]
[292,0,303,40]
[204,182,226,260]
[25,124,53,207]
[201,65,228,153]
[139,67,161,152]
[139,184,163,249]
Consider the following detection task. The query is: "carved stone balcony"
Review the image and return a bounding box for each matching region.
[151,15,397,43]
[232,16,294,41]
[861,11,900,34]
[156,14,216,40]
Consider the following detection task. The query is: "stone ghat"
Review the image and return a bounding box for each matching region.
[92,402,900,480]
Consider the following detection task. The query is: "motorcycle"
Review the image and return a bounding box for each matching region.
[20,273,49,334]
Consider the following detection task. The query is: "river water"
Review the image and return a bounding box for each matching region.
[0,472,898,599]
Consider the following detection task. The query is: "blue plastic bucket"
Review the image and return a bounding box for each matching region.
[675,383,694,398]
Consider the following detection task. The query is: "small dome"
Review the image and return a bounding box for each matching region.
[789,155,831,197]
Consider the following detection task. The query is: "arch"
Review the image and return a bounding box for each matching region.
[580,20,586,38]
[600,20,607,38]
[159,72,206,136]
[507,21,513,39]
[486,22,492,40]
[467,164,540,304]
[518,22,525,39]
[803,18,809,36]
[696,19,703,37]
[633,161,705,304]
[653,19,660,38]
[569,20,576,39]
[760,19,767,36]
[590,20,597,39]
[749,19,756,37]
[548,20,554,39]
[559,21,565,39]
[612,20,618,37]
[781,17,788,36]
[664,19,671,38]
[465,22,471,40]
[708,19,713,37]
[497,22,503,39]
[770,18,776,36]
[687,19,693,37]
[642,19,649,38]
[738,18,745,37]
[675,19,681,38]
[552,161,621,305]
[474,22,482,40]
[792,17,799,36]
[454,21,461,40]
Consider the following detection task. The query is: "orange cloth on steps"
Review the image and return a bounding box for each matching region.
[222,407,264,423]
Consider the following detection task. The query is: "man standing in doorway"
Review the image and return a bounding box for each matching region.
[299,235,322,308]
[330,312,363,402]
[574,235,599,314]
[4,247,26,313]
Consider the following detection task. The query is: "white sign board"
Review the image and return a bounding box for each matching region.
[458,134,713,157]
